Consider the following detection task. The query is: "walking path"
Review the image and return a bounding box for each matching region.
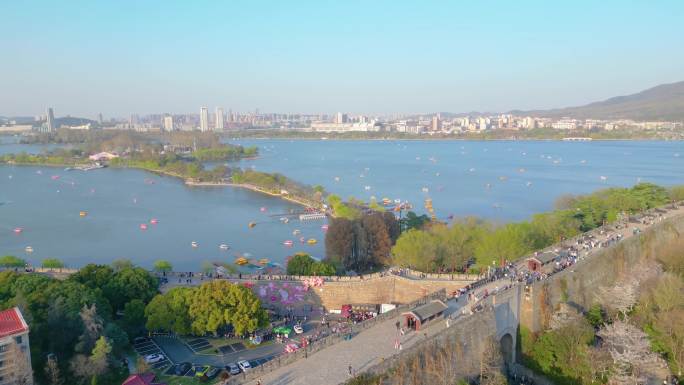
[248,295,468,385]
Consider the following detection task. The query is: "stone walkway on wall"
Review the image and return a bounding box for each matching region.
[245,297,468,385]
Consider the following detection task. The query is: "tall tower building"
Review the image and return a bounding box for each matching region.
[163,115,174,131]
[200,107,209,132]
[46,107,55,132]
[215,107,224,130]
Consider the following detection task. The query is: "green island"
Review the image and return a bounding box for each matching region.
[1,130,330,210]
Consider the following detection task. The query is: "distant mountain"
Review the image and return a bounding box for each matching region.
[511,81,684,121]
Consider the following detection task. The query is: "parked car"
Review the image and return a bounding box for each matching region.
[194,365,211,378]
[144,353,164,364]
[133,336,149,344]
[206,367,221,379]
[175,362,192,376]
[293,324,304,334]
[237,360,252,372]
[226,362,241,375]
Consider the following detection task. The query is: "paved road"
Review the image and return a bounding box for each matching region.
[155,336,281,368]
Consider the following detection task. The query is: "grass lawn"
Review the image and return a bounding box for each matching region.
[154,370,223,385]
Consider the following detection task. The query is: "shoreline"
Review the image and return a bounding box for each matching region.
[0,161,324,210]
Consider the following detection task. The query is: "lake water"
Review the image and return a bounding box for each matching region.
[227,139,683,221]
[2,137,683,270]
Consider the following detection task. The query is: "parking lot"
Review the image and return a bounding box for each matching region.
[133,337,172,371]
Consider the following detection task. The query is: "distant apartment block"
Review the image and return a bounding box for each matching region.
[0,307,33,385]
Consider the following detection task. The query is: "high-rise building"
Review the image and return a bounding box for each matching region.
[334,112,344,124]
[97,113,103,125]
[200,107,209,131]
[215,107,224,130]
[431,115,440,131]
[163,115,174,131]
[46,107,55,133]
[0,307,33,385]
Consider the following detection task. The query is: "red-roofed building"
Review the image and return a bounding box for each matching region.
[122,373,166,385]
[0,307,33,385]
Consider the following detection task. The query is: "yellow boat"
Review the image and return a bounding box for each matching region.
[307,238,317,245]
[258,258,269,265]
[248,222,256,228]
[235,257,249,265]
[79,211,88,217]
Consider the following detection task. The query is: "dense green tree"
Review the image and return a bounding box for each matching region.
[391,229,438,271]
[401,211,430,231]
[121,299,146,337]
[0,255,26,268]
[103,267,158,313]
[187,280,268,335]
[286,253,336,276]
[152,260,173,273]
[144,287,193,335]
[41,258,65,269]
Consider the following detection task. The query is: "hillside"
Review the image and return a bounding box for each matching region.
[512,81,684,121]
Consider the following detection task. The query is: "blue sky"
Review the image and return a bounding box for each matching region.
[1,0,683,117]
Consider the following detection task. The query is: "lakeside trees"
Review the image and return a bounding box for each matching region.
[325,211,399,272]
[390,183,680,273]
[286,253,336,276]
[144,280,268,336]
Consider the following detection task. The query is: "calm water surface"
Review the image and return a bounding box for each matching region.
[2,137,683,270]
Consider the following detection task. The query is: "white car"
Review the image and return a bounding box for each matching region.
[237,360,252,372]
[144,353,164,364]
[293,324,304,334]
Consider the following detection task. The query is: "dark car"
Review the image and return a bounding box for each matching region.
[175,362,192,376]
[133,336,149,344]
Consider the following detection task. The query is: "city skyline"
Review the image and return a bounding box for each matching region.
[1,1,683,117]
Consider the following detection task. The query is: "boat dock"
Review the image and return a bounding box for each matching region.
[299,213,327,221]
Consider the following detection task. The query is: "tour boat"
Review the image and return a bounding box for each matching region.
[219,244,230,250]
[498,176,508,181]
[280,217,289,224]
[382,198,391,205]
[421,187,429,193]
[292,229,301,235]
[364,185,371,191]
[260,207,267,212]
[469,168,476,172]
[299,237,305,243]
[321,224,329,231]
[600,176,608,181]
[307,238,317,245]
[25,246,33,253]
[139,223,148,230]
[235,257,248,265]
[394,199,401,204]
[283,240,294,247]
[334,176,340,182]
[79,211,88,217]
[51,175,60,180]
[13,227,23,234]
[248,222,256,228]
[526,182,533,187]
[150,218,159,225]
[259,258,269,265]
[519,168,526,173]
[191,241,198,248]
